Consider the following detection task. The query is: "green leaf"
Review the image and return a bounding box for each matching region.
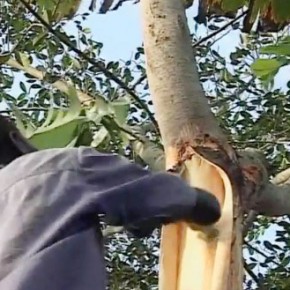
[29,116,85,149]
[18,52,31,67]
[0,54,10,65]
[26,85,84,149]
[271,0,290,22]
[260,43,290,56]
[11,105,35,137]
[111,99,130,125]
[222,0,246,11]
[20,81,27,93]
[91,126,108,147]
[32,32,47,47]
[133,141,165,172]
[251,58,288,77]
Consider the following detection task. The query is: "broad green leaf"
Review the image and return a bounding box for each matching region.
[11,105,35,136]
[65,136,79,148]
[120,131,130,147]
[271,0,290,22]
[32,32,47,46]
[260,43,290,56]
[75,124,93,147]
[222,0,245,11]
[251,58,288,77]
[86,97,114,125]
[37,0,56,10]
[15,52,31,67]
[66,85,82,117]
[30,118,84,149]
[111,99,130,125]
[26,85,84,149]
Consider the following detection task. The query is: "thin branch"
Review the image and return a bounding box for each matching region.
[132,74,146,90]
[193,10,248,48]
[0,107,48,114]
[244,241,283,268]
[244,261,262,287]
[117,125,145,143]
[7,58,93,104]
[19,0,159,134]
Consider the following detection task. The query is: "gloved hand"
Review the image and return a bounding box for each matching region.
[87,156,221,238]
[123,189,221,238]
[102,181,220,238]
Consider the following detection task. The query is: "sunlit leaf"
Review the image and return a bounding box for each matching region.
[111,98,130,125]
[260,43,290,56]
[251,58,288,77]
[91,126,108,147]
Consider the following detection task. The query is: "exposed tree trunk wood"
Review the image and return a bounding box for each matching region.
[136,142,290,217]
[140,0,244,290]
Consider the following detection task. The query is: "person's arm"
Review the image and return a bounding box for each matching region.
[0,147,220,290]
[77,147,221,237]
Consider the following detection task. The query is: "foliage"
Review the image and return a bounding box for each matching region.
[1,1,290,289]
[252,35,290,88]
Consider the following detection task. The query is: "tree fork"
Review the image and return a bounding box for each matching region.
[140,0,244,289]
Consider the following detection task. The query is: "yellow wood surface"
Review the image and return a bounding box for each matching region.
[159,154,233,290]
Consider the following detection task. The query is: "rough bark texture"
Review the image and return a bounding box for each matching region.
[239,149,290,216]
[139,0,229,153]
[140,0,244,290]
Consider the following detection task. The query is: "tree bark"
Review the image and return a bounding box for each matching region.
[140,0,244,289]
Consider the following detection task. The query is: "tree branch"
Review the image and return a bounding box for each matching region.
[19,0,159,134]
[244,261,263,288]
[6,58,94,104]
[244,241,282,268]
[193,10,248,48]
[238,148,290,216]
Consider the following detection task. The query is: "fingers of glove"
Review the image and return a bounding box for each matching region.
[188,189,221,225]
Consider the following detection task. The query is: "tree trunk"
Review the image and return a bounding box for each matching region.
[140,1,244,289]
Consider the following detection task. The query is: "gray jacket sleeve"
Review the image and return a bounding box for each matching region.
[0,147,219,290]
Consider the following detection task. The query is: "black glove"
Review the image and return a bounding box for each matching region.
[98,171,221,238]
